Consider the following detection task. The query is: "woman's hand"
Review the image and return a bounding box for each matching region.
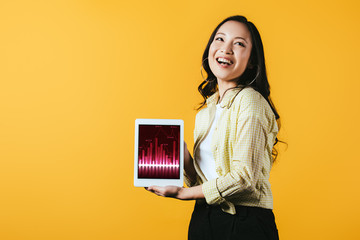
[145,185,205,200]
[146,185,183,199]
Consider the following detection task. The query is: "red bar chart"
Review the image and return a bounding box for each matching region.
[138,125,180,179]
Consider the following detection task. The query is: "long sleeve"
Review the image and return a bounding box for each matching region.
[202,91,271,205]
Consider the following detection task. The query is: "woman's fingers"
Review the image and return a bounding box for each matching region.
[146,186,162,196]
[146,185,181,198]
[152,186,166,196]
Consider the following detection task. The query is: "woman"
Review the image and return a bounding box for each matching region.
[146,15,281,240]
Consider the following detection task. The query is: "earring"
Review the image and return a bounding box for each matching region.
[247,71,260,86]
[200,58,216,82]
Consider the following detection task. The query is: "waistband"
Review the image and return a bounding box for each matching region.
[195,201,273,217]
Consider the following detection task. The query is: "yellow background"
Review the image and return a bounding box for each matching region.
[1,0,359,239]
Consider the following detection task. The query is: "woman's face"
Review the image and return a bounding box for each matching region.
[208,20,253,84]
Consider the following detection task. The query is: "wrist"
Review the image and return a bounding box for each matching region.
[178,187,187,200]
[177,185,204,200]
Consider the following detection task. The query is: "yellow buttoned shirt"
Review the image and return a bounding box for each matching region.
[184,87,279,215]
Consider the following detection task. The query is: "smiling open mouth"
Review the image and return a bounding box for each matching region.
[216,57,233,66]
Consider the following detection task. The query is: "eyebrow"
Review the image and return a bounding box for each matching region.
[216,32,248,44]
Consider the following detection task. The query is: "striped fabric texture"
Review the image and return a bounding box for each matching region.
[184,87,279,215]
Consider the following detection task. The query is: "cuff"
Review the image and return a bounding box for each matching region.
[202,178,226,205]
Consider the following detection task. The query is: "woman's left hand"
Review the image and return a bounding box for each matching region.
[145,185,204,200]
[146,185,183,199]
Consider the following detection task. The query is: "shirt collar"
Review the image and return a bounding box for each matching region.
[206,87,244,108]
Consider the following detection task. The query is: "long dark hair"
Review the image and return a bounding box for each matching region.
[198,15,285,161]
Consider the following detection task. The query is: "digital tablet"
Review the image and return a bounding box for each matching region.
[134,119,184,187]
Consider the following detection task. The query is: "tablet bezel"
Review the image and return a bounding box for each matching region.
[134,118,184,187]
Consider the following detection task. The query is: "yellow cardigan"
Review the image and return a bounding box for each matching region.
[184,87,279,215]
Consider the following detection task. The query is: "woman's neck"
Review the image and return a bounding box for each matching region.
[217,80,237,103]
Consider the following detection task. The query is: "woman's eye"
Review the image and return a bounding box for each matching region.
[215,37,224,41]
[235,42,245,47]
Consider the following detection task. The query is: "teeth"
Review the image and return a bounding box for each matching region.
[217,57,232,65]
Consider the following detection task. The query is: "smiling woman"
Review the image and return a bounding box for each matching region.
[208,21,253,89]
[146,15,282,240]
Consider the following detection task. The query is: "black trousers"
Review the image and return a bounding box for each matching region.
[188,202,279,240]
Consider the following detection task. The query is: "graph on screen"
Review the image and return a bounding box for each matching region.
[138,125,180,179]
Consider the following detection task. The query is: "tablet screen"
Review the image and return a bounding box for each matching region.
[138,124,180,179]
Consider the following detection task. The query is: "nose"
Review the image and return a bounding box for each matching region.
[220,42,233,54]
